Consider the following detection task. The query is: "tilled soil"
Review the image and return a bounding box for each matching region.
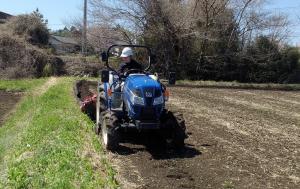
[0,91,22,127]
[76,82,300,189]
[74,80,97,101]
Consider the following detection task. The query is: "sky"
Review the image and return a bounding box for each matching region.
[264,0,300,45]
[0,0,83,30]
[1,0,300,45]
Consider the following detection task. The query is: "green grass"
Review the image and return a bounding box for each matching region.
[223,180,234,189]
[0,78,47,92]
[176,80,300,91]
[0,77,118,188]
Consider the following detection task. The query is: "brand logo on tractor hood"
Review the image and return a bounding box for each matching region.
[145,92,152,97]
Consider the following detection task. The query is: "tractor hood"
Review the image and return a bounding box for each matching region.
[125,74,161,89]
[124,74,164,120]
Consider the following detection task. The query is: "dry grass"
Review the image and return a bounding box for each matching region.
[59,55,103,77]
[0,33,64,79]
[176,80,300,91]
[0,16,64,79]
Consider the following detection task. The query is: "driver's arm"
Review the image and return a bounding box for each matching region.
[137,63,142,70]
[133,61,142,70]
[119,63,127,73]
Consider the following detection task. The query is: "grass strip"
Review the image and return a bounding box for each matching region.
[0,77,118,188]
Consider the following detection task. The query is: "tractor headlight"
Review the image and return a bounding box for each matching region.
[131,96,145,106]
[129,89,145,106]
[132,89,142,97]
[153,95,164,105]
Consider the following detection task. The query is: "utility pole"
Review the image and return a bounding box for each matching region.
[82,0,87,56]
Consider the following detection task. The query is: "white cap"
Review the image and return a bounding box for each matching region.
[120,47,133,58]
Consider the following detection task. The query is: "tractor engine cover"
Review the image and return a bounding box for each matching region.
[123,74,164,121]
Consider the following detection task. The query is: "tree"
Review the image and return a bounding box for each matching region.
[8,10,49,45]
[85,0,297,83]
[32,8,48,25]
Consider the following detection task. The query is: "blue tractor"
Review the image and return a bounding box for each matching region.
[95,45,187,151]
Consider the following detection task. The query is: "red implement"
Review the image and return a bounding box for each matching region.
[80,94,97,112]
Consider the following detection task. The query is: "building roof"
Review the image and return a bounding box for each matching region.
[0,11,12,23]
[0,11,12,19]
[49,35,79,45]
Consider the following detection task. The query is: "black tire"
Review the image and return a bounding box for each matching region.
[95,89,106,135]
[99,91,107,111]
[163,111,187,149]
[101,112,120,151]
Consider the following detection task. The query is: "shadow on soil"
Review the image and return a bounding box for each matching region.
[118,143,201,160]
[115,131,201,160]
[0,91,23,127]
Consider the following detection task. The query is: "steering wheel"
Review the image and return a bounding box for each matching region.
[124,69,145,77]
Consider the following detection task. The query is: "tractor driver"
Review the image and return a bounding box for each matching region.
[111,47,143,107]
[119,47,143,74]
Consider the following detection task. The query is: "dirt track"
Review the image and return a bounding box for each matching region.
[76,81,300,189]
[0,91,22,127]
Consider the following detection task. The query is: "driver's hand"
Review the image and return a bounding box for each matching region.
[119,73,126,79]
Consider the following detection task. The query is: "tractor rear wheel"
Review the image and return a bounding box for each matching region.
[95,90,106,135]
[101,112,120,151]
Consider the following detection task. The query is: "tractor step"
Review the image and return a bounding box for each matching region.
[121,121,160,130]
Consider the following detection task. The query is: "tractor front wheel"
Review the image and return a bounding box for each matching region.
[101,112,120,151]
[95,90,106,135]
[163,111,187,149]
